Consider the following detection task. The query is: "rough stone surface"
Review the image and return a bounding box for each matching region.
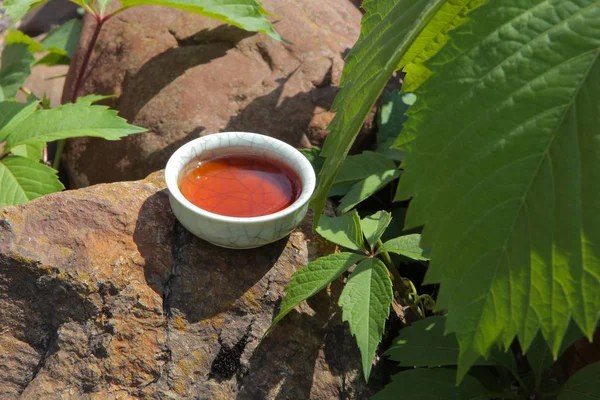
[0,172,382,399]
[62,0,366,188]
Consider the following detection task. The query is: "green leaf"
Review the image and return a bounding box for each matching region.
[40,19,82,59]
[395,0,600,380]
[527,321,585,390]
[4,30,44,53]
[360,211,392,251]
[339,258,393,381]
[35,53,71,67]
[2,0,47,25]
[316,211,366,252]
[310,0,455,225]
[0,43,36,100]
[558,361,600,400]
[338,169,401,213]
[372,368,492,400]
[0,101,39,143]
[334,151,397,185]
[0,155,63,206]
[118,0,285,42]
[97,0,112,15]
[386,315,516,370]
[10,142,44,160]
[398,0,486,92]
[269,252,366,332]
[298,147,324,175]
[377,234,430,261]
[377,91,415,160]
[4,102,146,150]
[76,94,116,105]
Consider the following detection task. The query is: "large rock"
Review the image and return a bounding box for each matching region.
[0,172,382,399]
[62,1,364,188]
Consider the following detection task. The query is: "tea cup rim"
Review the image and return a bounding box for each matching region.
[165,131,316,223]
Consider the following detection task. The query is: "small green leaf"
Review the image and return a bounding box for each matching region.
[10,142,44,160]
[527,322,585,390]
[76,94,116,105]
[0,43,36,100]
[4,102,146,150]
[40,19,82,58]
[298,147,324,175]
[119,0,285,42]
[0,101,39,143]
[2,0,47,25]
[0,155,63,206]
[97,0,112,15]
[35,53,71,67]
[334,151,397,185]
[269,252,366,332]
[4,30,44,53]
[386,315,516,370]
[339,258,393,380]
[377,91,415,160]
[558,361,600,400]
[338,169,401,213]
[372,368,492,400]
[360,211,392,251]
[316,211,366,252]
[376,234,430,261]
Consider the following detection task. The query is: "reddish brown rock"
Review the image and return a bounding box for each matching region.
[0,172,382,398]
[61,0,364,188]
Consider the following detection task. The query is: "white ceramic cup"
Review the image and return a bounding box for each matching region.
[165,132,316,249]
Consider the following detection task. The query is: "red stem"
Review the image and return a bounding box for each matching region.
[69,16,106,104]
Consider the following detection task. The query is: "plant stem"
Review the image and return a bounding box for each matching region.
[53,15,107,170]
[376,239,425,319]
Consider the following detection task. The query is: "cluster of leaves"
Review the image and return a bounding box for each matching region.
[0,0,285,207]
[275,0,600,398]
[269,210,429,380]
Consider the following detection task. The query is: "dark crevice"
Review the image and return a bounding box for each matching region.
[21,328,58,394]
[256,43,274,72]
[209,322,254,382]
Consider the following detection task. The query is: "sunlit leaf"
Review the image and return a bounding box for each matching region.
[395,0,600,380]
[0,155,63,206]
[339,258,393,380]
[316,211,366,252]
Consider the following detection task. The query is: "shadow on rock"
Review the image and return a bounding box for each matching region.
[133,189,286,323]
[224,67,337,148]
[119,25,257,122]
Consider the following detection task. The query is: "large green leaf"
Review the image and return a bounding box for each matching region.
[4,102,146,149]
[372,368,492,400]
[386,315,516,370]
[0,155,63,206]
[395,0,600,380]
[2,0,47,25]
[316,211,366,253]
[339,258,393,380]
[0,43,36,100]
[310,0,452,224]
[118,0,284,42]
[377,234,430,261]
[0,101,38,142]
[398,0,486,92]
[558,361,600,400]
[269,252,366,332]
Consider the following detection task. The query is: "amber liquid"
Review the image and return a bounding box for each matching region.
[179,154,302,217]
